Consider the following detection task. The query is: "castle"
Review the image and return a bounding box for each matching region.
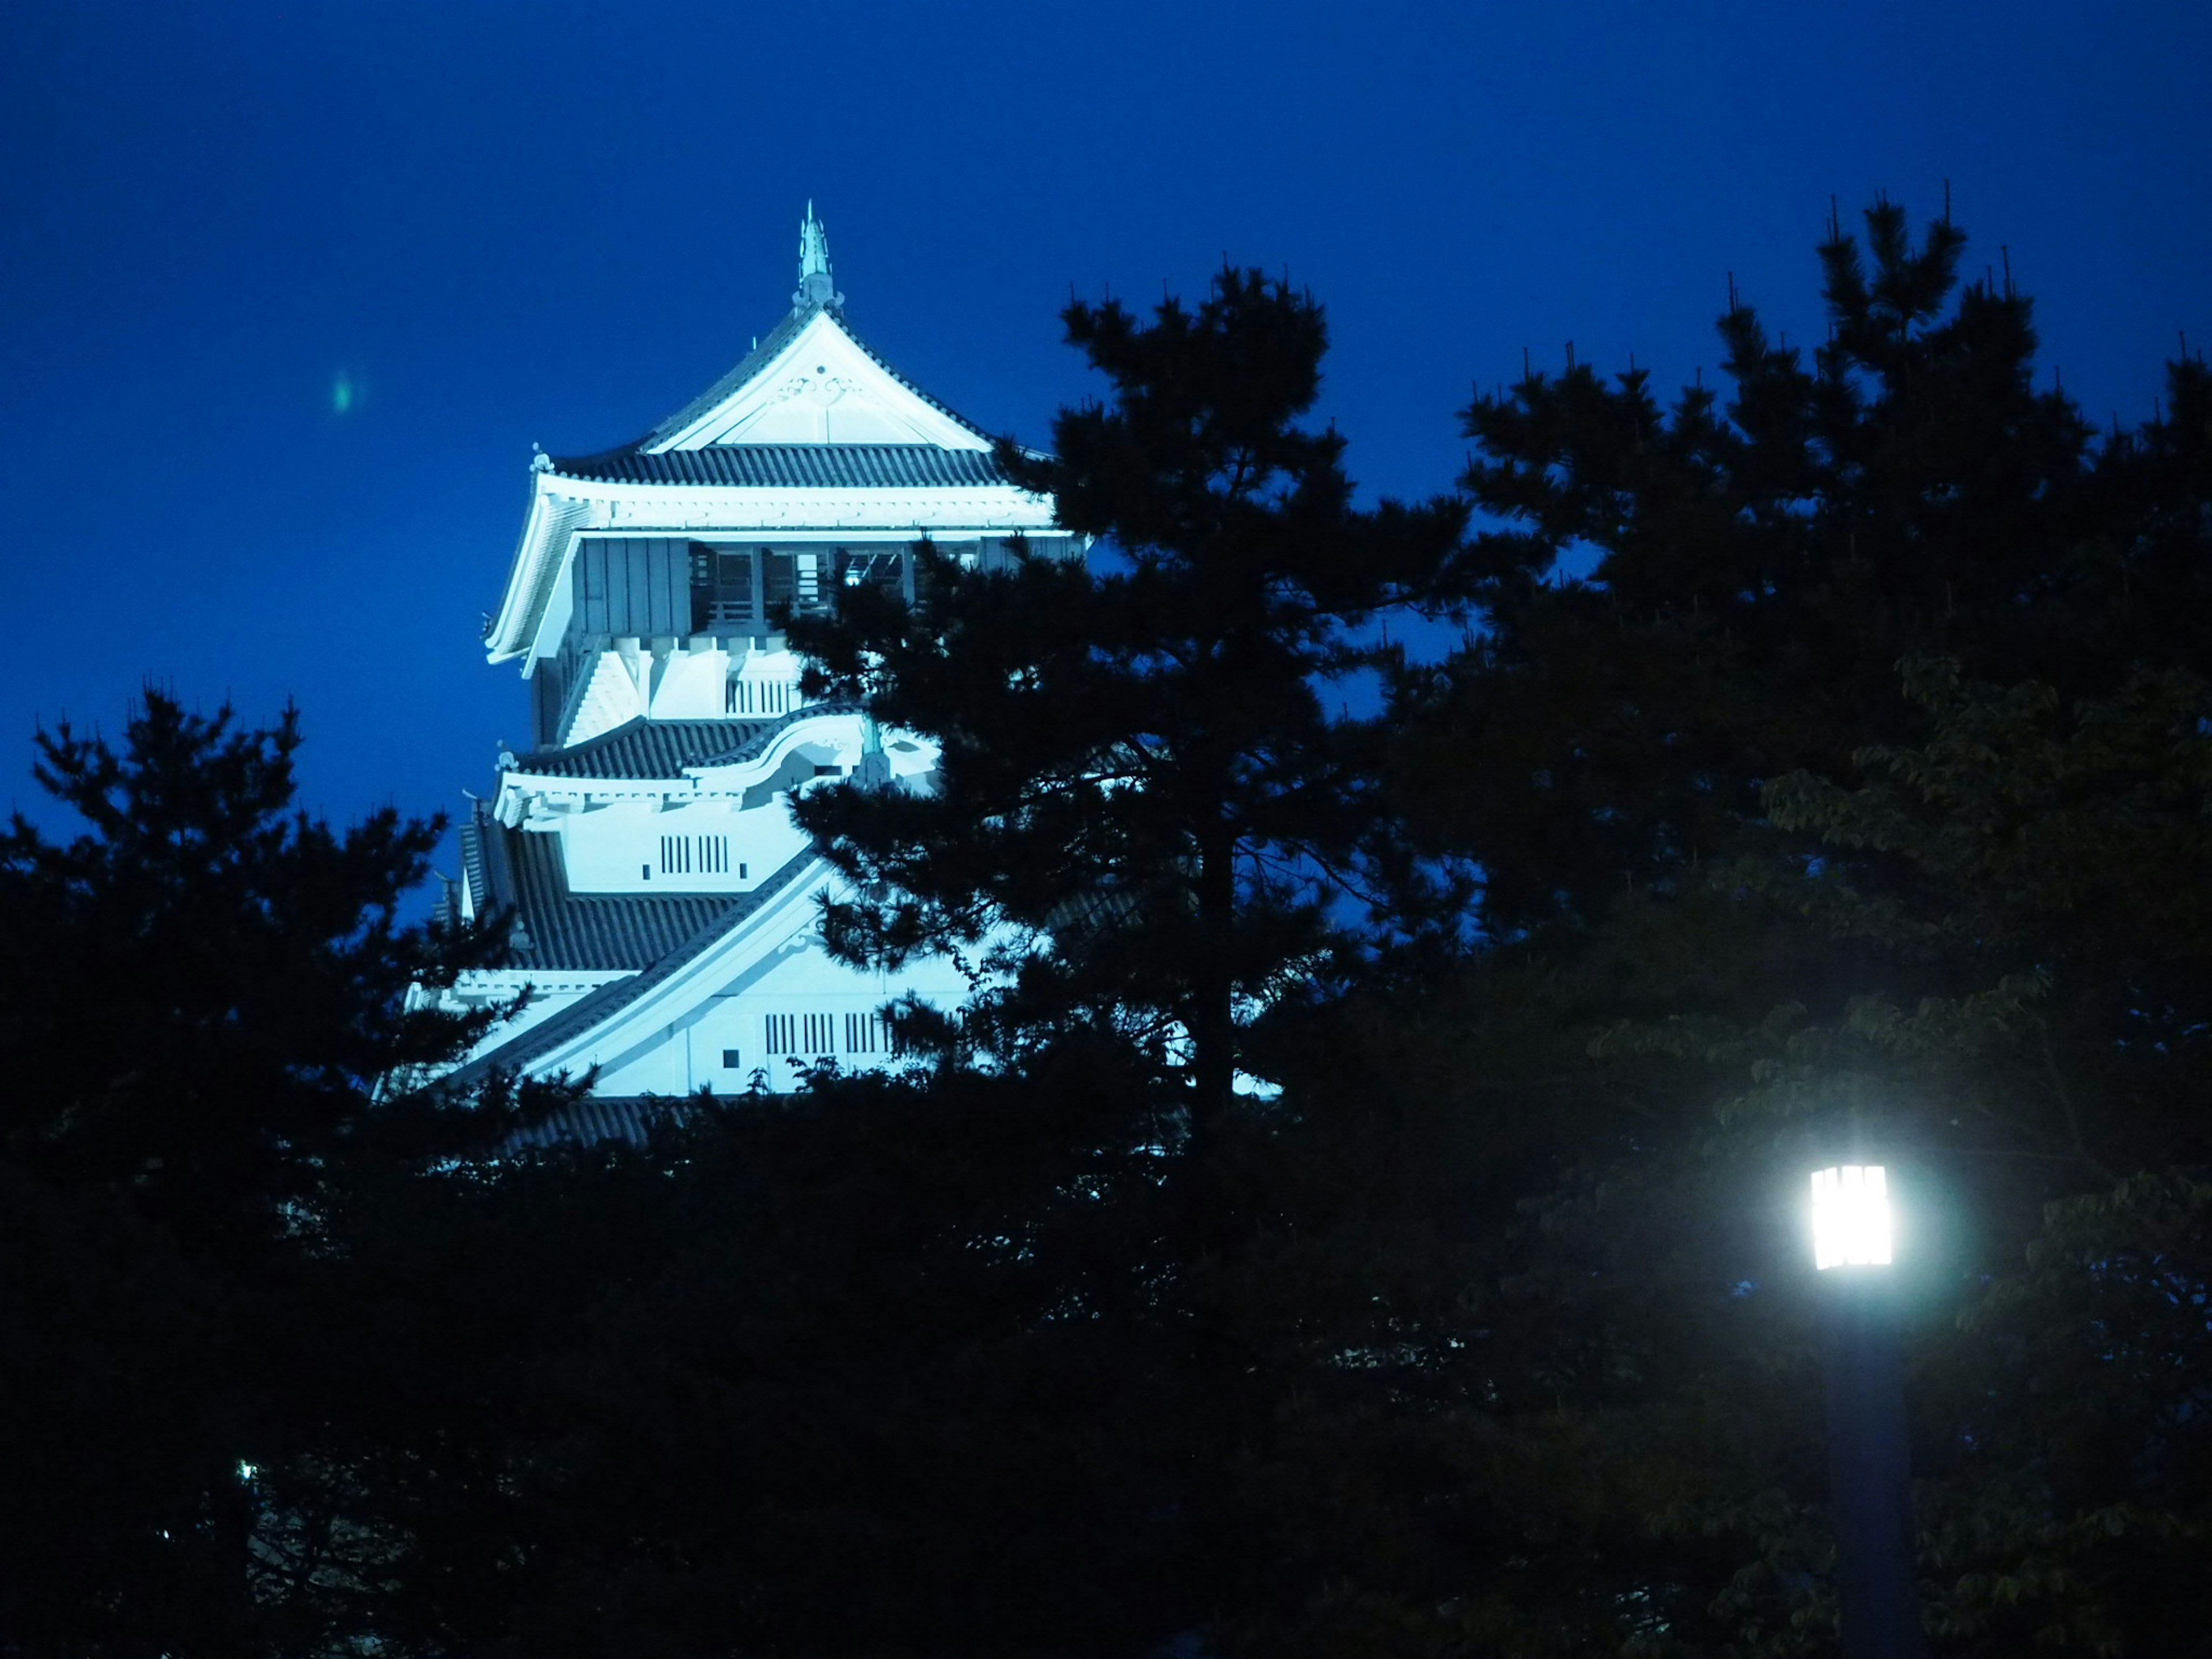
[437,207,1066,1113]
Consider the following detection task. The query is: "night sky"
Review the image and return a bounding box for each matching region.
[3,1,2206,859]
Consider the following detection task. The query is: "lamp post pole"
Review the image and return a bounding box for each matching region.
[1811,1166,1923,1659]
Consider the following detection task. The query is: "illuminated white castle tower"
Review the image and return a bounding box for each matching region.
[440,207,1065,1107]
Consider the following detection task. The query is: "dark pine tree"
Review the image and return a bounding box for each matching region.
[0,692,537,1657]
[790,267,1468,1132]
[1285,199,2212,1654]
[1403,196,2212,936]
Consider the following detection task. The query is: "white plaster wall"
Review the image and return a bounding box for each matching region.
[727,645,806,717]
[565,650,646,745]
[556,800,810,893]
[582,938,970,1096]
[648,645,730,719]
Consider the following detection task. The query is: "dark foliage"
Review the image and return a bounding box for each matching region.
[789,267,1469,1127]
[1330,199,2212,1653]
[7,203,2211,1659]
[0,694,548,1657]
[1403,197,2212,935]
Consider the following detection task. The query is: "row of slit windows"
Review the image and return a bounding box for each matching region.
[650,835,741,880]
[735,1012,898,1066]
[726,679,798,716]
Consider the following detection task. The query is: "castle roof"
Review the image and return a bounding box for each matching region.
[463,802,811,974]
[484,205,1054,666]
[503,703,861,784]
[543,444,1012,491]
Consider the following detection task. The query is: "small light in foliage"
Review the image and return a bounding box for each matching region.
[1811,1165,1892,1270]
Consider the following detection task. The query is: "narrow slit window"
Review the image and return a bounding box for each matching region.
[765,1012,838,1056]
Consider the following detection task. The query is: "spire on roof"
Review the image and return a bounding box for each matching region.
[793,200,843,314]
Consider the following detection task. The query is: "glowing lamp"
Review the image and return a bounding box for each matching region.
[1811,1165,1893,1270]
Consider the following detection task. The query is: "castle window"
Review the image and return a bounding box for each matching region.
[843,1012,892,1054]
[762,550,796,616]
[657,835,734,878]
[690,546,754,630]
[834,548,903,596]
[759,550,829,621]
[721,1048,742,1070]
[726,679,794,717]
[764,1012,836,1056]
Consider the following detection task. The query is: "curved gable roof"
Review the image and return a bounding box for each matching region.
[559,301,998,463]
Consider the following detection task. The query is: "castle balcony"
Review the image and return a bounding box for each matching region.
[531,534,1073,745]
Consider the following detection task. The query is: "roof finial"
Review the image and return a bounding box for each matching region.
[794,200,843,313]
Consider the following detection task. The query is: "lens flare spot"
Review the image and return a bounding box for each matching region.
[331,370,357,416]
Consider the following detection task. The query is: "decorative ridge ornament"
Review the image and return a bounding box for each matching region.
[793,200,843,314]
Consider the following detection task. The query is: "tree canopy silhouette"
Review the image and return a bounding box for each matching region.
[792,267,1468,1126]
[7,202,2211,1659]
[0,692,543,1654]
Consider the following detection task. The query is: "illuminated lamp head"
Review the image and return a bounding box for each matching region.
[1811,1164,1893,1270]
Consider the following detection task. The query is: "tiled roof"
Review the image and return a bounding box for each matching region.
[506,1094,695,1151]
[548,444,1012,490]
[509,703,861,782]
[693,700,862,770]
[478,810,721,971]
[459,816,489,920]
[510,718,769,781]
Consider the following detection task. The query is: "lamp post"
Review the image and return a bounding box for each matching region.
[1811,1165,1923,1658]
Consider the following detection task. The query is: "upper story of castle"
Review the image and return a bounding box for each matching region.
[482,204,1069,752]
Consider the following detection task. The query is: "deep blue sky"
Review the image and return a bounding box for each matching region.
[3,1,2206,855]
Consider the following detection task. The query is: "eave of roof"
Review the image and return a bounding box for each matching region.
[505,702,861,784]
[546,444,1015,490]
[508,718,769,782]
